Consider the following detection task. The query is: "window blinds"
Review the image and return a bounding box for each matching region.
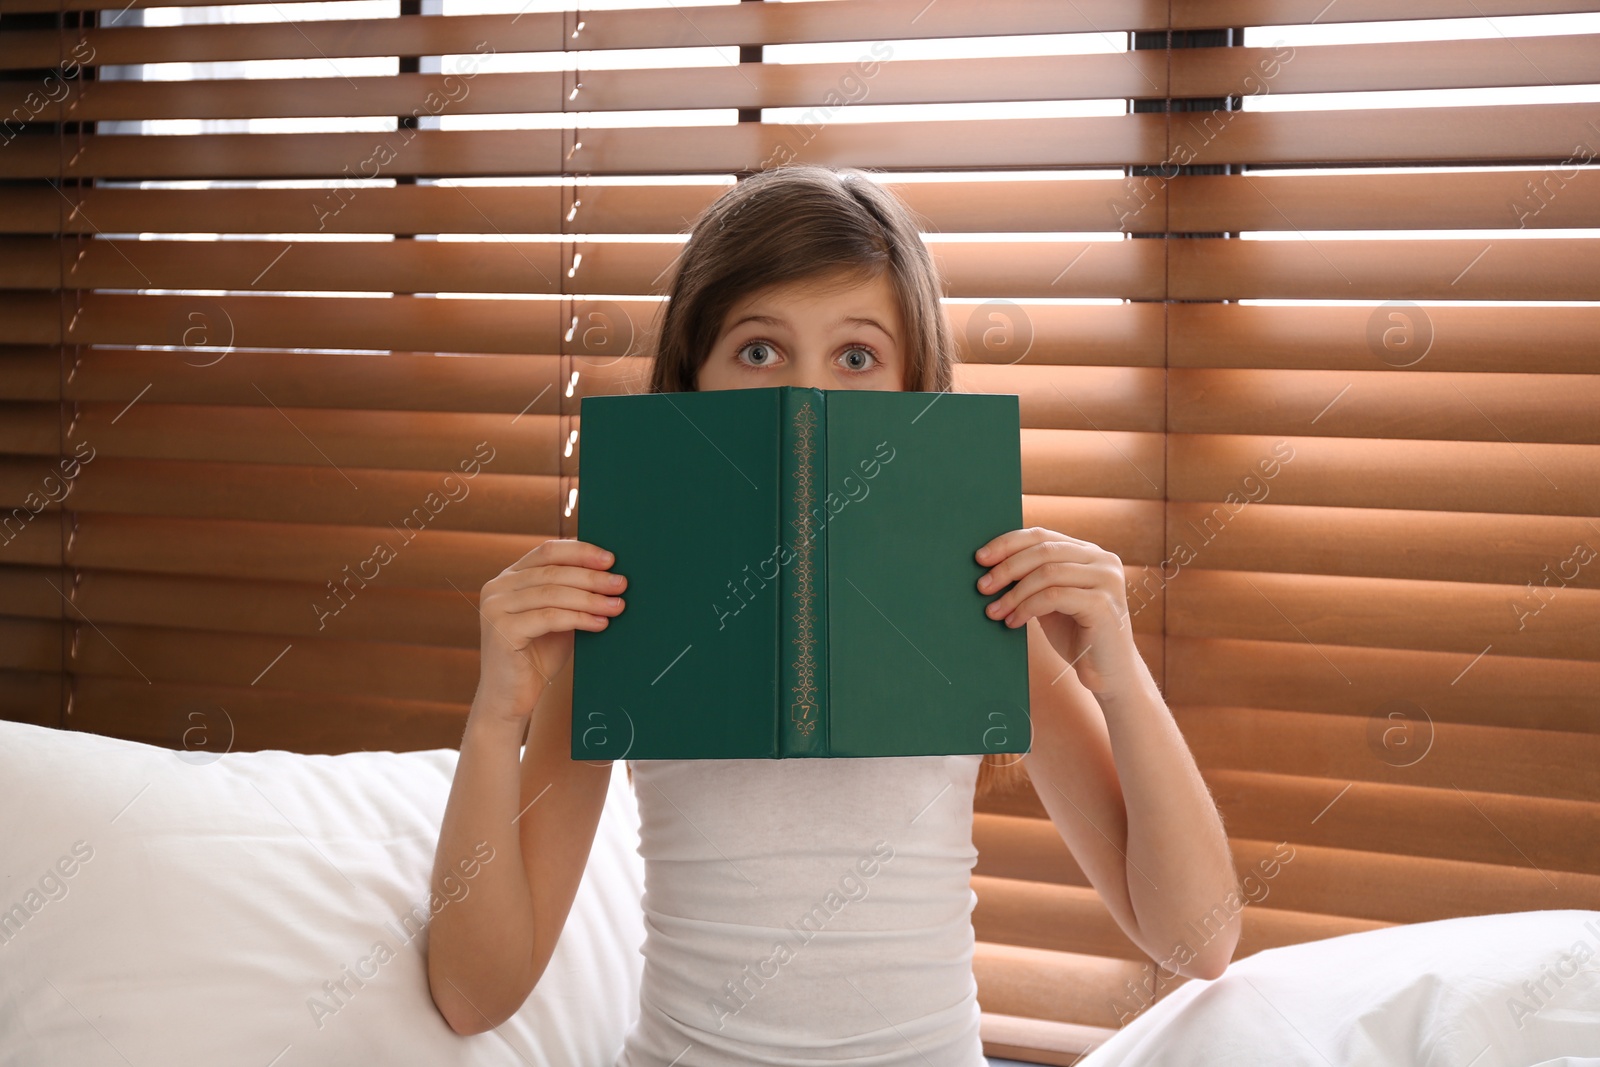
[3,1,1598,1062]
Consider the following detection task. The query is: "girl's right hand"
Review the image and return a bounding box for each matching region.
[471,538,626,729]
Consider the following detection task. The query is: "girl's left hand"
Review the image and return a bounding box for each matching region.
[975,526,1140,696]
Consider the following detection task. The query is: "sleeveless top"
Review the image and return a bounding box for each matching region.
[612,753,987,1067]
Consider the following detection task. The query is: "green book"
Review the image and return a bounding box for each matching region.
[570,386,1031,760]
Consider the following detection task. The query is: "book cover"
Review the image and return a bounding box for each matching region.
[571,386,1031,760]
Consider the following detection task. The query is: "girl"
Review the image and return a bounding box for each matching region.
[426,165,1241,1064]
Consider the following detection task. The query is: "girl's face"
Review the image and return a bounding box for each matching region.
[695,268,906,393]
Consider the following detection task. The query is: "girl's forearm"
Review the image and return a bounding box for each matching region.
[426,708,540,1034]
[1093,657,1241,978]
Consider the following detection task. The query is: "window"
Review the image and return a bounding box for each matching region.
[3,2,1597,1061]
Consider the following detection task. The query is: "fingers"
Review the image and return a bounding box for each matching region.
[976,526,1094,567]
[996,585,1113,630]
[506,537,614,573]
[977,538,1099,597]
[477,540,627,646]
[983,560,1102,619]
[486,581,625,629]
[494,563,626,598]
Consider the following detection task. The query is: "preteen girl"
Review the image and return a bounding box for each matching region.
[427,164,1240,1066]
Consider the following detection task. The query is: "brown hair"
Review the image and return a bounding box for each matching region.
[647,163,952,394]
[643,163,1031,802]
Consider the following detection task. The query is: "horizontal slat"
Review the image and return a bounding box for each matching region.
[1155,503,1600,587]
[972,877,1165,963]
[977,769,1600,876]
[1169,369,1600,444]
[0,347,573,410]
[0,400,550,472]
[968,366,1165,433]
[53,511,539,586]
[980,1010,1114,1067]
[1170,0,1600,25]
[0,117,1166,180]
[975,813,1088,888]
[0,505,60,564]
[8,348,586,415]
[1176,705,1600,802]
[0,563,479,647]
[67,617,476,703]
[973,943,1178,1030]
[971,874,1390,963]
[0,401,56,452]
[0,177,1165,236]
[0,1,1167,65]
[1170,238,1600,302]
[0,53,1168,123]
[1168,569,1600,660]
[941,241,1161,301]
[0,669,62,726]
[0,235,1164,301]
[1,235,574,295]
[0,617,62,672]
[0,183,697,236]
[1022,430,1164,500]
[1166,635,1600,734]
[1169,434,1599,516]
[4,290,574,355]
[32,404,560,476]
[1206,770,1600,878]
[1179,103,1600,166]
[0,292,1169,363]
[0,348,58,402]
[0,457,558,533]
[1168,303,1600,374]
[1021,497,1167,571]
[64,674,466,754]
[1174,35,1600,96]
[1169,171,1600,231]
[1223,838,1600,922]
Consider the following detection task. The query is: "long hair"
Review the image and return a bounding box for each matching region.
[642,163,1031,802]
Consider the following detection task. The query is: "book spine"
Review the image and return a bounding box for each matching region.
[779,388,826,757]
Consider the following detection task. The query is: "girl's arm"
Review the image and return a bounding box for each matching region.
[427,537,626,1034]
[976,528,1240,980]
[427,656,614,1034]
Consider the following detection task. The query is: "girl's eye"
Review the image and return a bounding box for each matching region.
[841,346,877,371]
[736,341,778,368]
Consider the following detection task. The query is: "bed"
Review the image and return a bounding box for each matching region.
[2,719,1594,1065]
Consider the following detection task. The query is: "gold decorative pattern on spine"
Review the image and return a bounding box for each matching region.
[789,401,818,737]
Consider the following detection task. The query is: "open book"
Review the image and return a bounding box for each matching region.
[571,386,1031,760]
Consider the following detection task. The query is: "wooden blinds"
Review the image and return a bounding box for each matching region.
[3,0,1599,1063]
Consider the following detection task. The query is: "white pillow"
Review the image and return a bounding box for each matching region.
[0,719,645,1066]
[1079,907,1600,1066]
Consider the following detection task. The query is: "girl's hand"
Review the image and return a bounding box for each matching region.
[471,539,626,729]
[974,526,1140,697]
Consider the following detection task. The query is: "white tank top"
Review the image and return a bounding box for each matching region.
[613,753,987,1067]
